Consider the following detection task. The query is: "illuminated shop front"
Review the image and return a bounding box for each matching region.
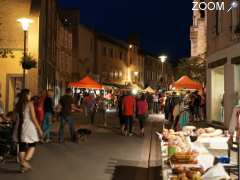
[207,43,240,128]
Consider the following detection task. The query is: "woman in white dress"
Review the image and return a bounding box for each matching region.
[15,89,43,172]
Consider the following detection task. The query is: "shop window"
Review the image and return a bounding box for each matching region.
[211,66,224,122]
[234,64,240,105]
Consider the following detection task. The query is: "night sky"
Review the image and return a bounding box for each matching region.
[59,0,193,63]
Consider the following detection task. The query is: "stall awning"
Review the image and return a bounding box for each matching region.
[144,86,156,93]
[68,76,103,89]
[171,76,202,90]
[102,82,125,89]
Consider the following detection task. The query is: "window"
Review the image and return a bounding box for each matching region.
[90,39,93,52]
[110,72,114,79]
[199,0,205,18]
[119,71,123,79]
[115,71,118,79]
[215,9,222,35]
[119,51,123,60]
[109,48,113,58]
[211,66,224,122]
[232,6,240,33]
[103,46,107,56]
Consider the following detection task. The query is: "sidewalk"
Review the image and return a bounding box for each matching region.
[0,111,164,180]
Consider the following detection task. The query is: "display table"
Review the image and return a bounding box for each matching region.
[156,132,215,179]
[197,136,229,150]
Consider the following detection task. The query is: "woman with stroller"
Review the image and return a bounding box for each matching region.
[15,89,43,172]
[136,94,148,137]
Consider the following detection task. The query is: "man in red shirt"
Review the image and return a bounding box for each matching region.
[122,91,136,136]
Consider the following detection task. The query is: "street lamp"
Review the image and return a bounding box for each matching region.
[134,71,139,76]
[17,17,33,89]
[159,55,167,75]
[158,55,167,88]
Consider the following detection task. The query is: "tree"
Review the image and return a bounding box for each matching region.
[174,57,206,83]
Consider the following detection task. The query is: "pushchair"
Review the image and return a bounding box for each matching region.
[0,122,17,163]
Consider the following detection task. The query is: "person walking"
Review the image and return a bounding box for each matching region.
[58,88,81,143]
[42,89,54,142]
[122,91,136,136]
[153,92,159,114]
[193,91,202,121]
[15,89,43,173]
[83,93,96,125]
[136,94,148,137]
[97,94,107,127]
[118,92,125,135]
[146,92,153,114]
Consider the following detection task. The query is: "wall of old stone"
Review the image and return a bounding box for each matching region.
[0,0,39,111]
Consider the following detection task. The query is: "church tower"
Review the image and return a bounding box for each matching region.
[190,0,207,59]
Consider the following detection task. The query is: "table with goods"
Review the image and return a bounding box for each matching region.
[157,126,234,180]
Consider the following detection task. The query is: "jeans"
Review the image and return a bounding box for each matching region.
[124,116,133,133]
[42,112,52,140]
[87,111,95,125]
[137,115,145,130]
[59,115,76,142]
[153,102,159,113]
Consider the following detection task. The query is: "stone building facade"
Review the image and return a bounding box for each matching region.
[78,25,145,87]
[190,0,207,58]
[0,0,40,111]
[60,9,80,81]
[144,53,174,89]
[144,54,162,88]
[0,0,79,110]
[206,0,240,128]
[38,0,57,91]
[55,12,73,102]
[78,25,95,78]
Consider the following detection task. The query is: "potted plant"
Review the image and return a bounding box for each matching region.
[235,24,240,34]
[20,54,37,70]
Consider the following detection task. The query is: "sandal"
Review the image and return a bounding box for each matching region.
[20,160,32,173]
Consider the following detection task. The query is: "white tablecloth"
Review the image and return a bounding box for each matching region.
[197,136,229,150]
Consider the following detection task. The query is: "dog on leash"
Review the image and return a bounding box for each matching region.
[76,129,92,143]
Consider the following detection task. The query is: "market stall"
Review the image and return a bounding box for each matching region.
[157,126,232,180]
[144,86,156,94]
[171,76,202,91]
[68,76,103,89]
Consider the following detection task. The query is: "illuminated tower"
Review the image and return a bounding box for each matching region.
[190,0,207,59]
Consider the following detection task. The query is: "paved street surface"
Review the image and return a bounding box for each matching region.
[0,111,163,180]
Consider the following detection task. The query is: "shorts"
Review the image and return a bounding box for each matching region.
[19,142,36,152]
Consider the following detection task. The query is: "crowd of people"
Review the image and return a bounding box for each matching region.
[163,90,206,129]
[0,86,206,173]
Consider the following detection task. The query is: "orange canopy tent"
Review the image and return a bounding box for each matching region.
[171,76,202,90]
[68,76,103,89]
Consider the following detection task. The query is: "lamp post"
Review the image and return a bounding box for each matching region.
[158,55,167,88]
[17,18,33,89]
[134,71,139,83]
